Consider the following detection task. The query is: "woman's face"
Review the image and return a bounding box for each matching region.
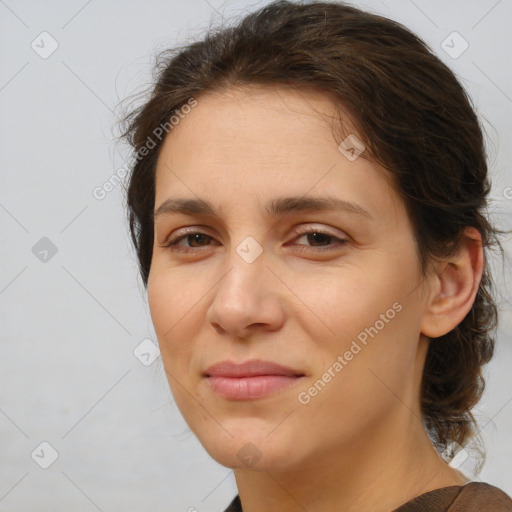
[148,85,432,471]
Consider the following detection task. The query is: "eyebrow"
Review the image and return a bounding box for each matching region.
[154,195,372,220]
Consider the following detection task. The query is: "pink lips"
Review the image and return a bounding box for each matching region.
[204,359,305,400]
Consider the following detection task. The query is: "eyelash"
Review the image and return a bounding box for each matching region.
[161,226,348,254]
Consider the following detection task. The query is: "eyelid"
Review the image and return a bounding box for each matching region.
[161,223,349,252]
[162,226,216,246]
[291,223,347,239]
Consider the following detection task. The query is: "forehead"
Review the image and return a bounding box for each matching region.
[156,84,354,170]
[153,85,402,224]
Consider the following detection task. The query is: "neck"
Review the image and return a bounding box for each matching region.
[233,402,468,512]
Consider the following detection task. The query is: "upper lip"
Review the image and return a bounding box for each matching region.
[204,359,304,378]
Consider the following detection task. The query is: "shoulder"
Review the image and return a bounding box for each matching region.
[449,482,512,511]
[394,482,512,512]
[222,494,242,512]
[223,484,512,512]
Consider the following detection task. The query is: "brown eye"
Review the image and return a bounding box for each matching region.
[292,226,348,252]
[298,232,333,247]
[162,230,218,252]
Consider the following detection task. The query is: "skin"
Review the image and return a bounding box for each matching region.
[147,85,483,512]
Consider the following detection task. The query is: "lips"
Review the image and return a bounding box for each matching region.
[204,359,304,378]
[204,359,305,400]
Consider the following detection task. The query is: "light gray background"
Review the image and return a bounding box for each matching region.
[1,0,511,510]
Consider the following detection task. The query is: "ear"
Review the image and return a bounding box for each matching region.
[420,227,484,339]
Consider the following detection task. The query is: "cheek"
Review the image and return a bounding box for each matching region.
[148,264,206,335]
[294,311,419,447]
[147,268,204,379]
[290,259,411,348]
[293,255,422,409]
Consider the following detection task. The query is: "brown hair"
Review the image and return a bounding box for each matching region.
[120,0,503,462]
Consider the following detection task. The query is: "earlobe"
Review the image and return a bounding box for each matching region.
[420,227,484,339]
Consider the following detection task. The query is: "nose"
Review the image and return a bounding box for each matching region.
[206,246,286,339]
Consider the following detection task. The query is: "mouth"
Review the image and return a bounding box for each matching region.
[203,359,306,400]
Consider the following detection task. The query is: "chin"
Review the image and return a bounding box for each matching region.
[197,430,303,472]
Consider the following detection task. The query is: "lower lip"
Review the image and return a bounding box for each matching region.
[206,375,303,400]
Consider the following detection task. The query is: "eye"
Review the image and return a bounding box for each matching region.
[161,230,218,253]
[291,225,348,252]
[160,225,347,254]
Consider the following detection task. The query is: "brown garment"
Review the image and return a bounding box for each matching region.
[223,482,512,511]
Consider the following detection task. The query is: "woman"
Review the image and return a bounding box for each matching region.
[120,1,512,510]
